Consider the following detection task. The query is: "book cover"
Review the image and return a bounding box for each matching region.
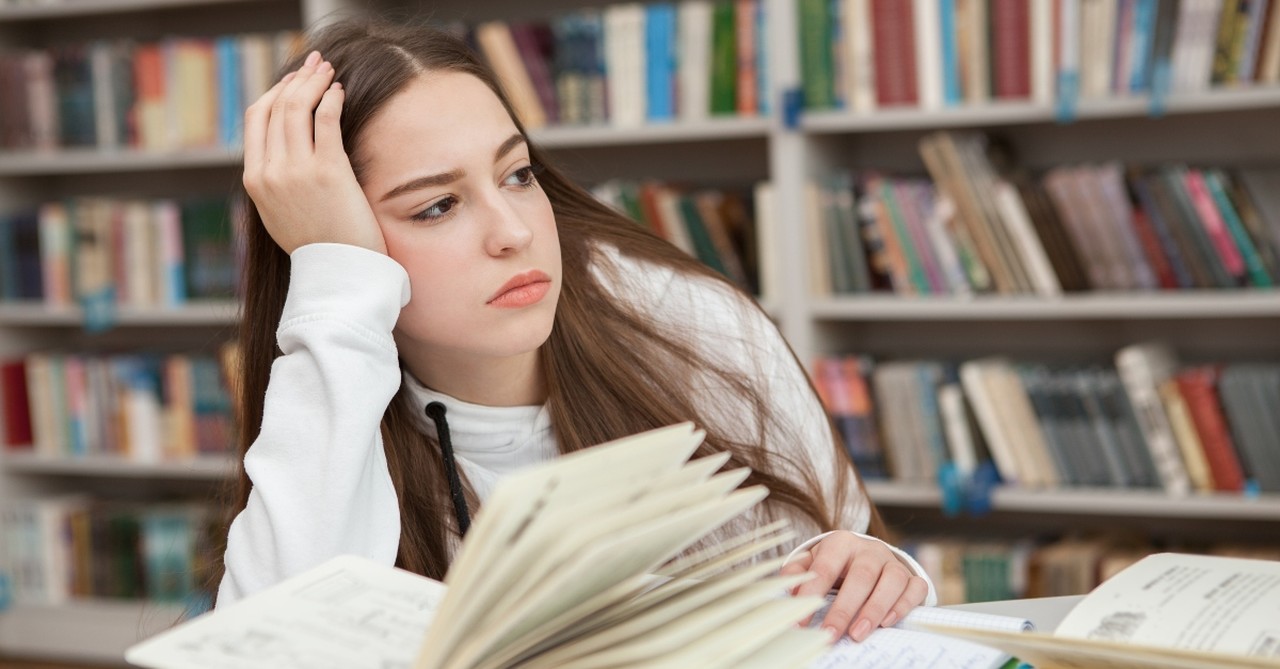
[870,0,919,107]
[1175,366,1247,492]
[797,0,832,109]
[709,0,739,114]
[677,0,713,120]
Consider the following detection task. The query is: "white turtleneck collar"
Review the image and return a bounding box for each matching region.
[401,370,557,502]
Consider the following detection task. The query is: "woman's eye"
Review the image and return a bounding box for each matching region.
[505,165,539,189]
[411,196,457,222]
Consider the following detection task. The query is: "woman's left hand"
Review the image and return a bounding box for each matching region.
[780,531,930,643]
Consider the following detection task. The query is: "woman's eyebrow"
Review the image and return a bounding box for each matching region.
[379,133,527,203]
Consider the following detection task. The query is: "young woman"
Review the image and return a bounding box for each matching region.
[219,19,935,643]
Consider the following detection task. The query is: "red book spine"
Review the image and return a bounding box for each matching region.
[871,0,919,106]
[2,360,33,448]
[992,0,1032,98]
[1177,367,1246,492]
[1129,209,1178,289]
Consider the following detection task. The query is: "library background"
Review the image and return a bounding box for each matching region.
[0,0,1278,665]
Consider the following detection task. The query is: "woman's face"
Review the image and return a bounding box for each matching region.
[357,71,562,366]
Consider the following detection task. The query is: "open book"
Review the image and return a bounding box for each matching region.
[126,423,836,669]
[928,552,1280,669]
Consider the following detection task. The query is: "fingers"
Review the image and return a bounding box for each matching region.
[313,82,346,159]
[842,563,909,642]
[819,557,885,641]
[283,58,337,156]
[267,50,335,160]
[243,72,296,185]
[883,575,930,629]
[792,542,844,600]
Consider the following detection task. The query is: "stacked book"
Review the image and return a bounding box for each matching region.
[813,342,1280,496]
[810,132,1280,295]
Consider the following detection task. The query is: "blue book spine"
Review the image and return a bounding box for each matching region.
[0,214,16,301]
[1129,0,1157,92]
[215,36,242,148]
[756,0,769,115]
[940,0,962,106]
[1240,0,1271,81]
[645,4,677,121]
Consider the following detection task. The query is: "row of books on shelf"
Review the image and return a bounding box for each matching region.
[0,496,215,609]
[800,0,1280,115]
[811,131,1280,296]
[0,30,300,152]
[0,196,241,316]
[472,0,769,129]
[900,534,1280,605]
[0,348,237,461]
[813,342,1280,503]
[591,179,763,293]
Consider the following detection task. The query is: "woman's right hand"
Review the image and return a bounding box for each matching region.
[242,50,386,256]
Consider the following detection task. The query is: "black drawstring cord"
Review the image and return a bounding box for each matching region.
[425,401,471,537]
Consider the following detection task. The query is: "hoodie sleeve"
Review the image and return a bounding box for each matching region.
[216,243,410,607]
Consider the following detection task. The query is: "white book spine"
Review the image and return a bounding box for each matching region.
[848,0,877,113]
[1114,344,1193,496]
[992,180,1063,297]
[753,181,780,301]
[804,182,832,296]
[959,360,1021,486]
[1031,0,1055,105]
[914,0,944,110]
[678,0,713,121]
[938,382,977,480]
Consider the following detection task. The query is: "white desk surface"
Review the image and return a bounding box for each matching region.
[947,595,1085,632]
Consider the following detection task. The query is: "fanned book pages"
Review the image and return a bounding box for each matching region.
[125,423,834,669]
[925,552,1280,669]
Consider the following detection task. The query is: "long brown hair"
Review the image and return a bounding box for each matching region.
[225,18,885,584]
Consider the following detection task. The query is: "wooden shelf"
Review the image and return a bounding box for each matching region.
[0,302,238,326]
[809,291,1280,321]
[0,0,271,21]
[0,146,240,175]
[863,481,1280,521]
[0,600,185,666]
[529,117,772,148]
[0,117,771,175]
[802,86,1280,134]
[3,451,234,479]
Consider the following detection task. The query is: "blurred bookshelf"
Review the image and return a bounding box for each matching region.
[2,0,1280,663]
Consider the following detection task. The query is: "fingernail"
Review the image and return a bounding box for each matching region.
[823,626,840,642]
[317,60,332,73]
[882,611,898,628]
[305,50,321,66]
[851,619,872,642]
[331,82,343,90]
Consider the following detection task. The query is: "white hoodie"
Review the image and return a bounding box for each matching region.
[216,242,936,608]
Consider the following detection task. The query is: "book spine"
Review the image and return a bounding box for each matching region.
[1202,169,1273,287]
[1176,368,1247,492]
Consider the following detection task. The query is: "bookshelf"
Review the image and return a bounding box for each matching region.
[1,0,1279,663]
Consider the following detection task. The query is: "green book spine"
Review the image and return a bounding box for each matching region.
[797,0,835,109]
[677,195,728,276]
[1204,170,1273,287]
[879,180,931,293]
[710,1,738,114]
